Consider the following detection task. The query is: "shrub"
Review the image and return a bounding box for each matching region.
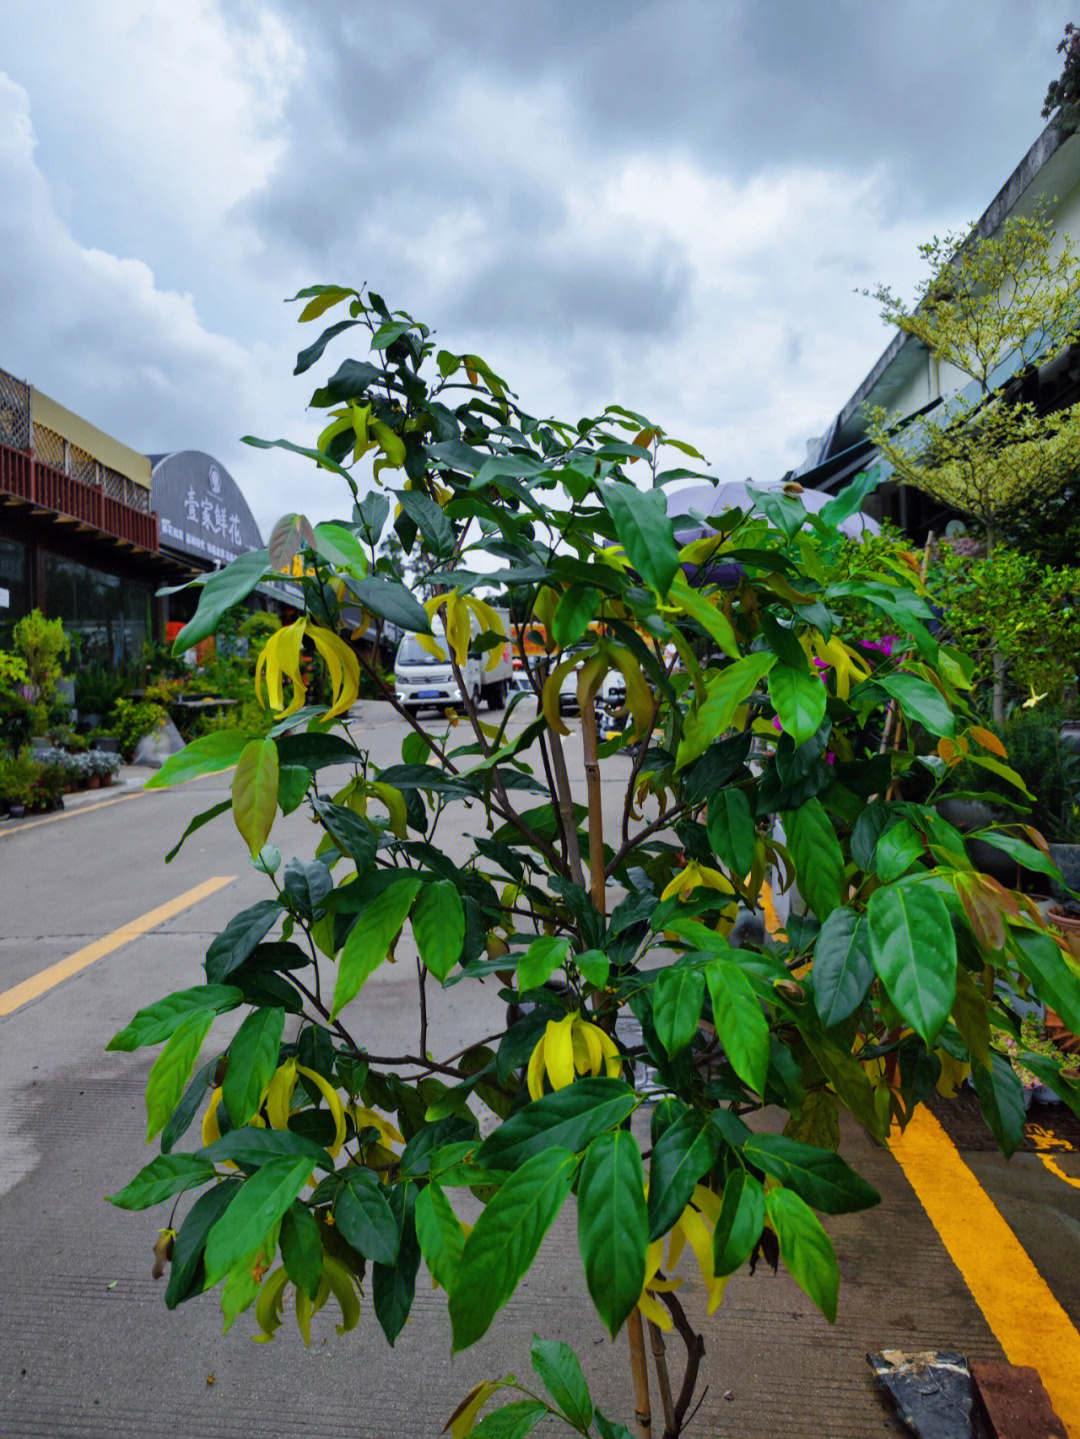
[110,699,167,756]
[12,609,69,705]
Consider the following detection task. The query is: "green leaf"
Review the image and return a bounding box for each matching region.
[1011,929,1080,1035]
[811,908,874,1027]
[311,797,377,871]
[875,674,955,738]
[530,1336,593,1431]
[669,573,740,658]
[401,730,431,765]
[293,317,361,374]
[470,1401,548,1439]
[653,966,706,1057]
[599,483,680,597]
[396,489,454,555]
[973,831,1063,882]
[851,799,892,871]
[766,1187,839,1322]
[971,1051,1027,1158]
[145,1009,215,1141]
[333,1169,400,1265]
[476,1078,638,1171]
[282,858,332,919]
[372,1185,421,1346]
[743,1135,880,1214]
[552,584,600,647]
[222,1007,285,1127]
[231,738,279,858]
[594,1413,637,1439]
[517,936,571,993]
[164,799,231,862]
[146,731,254,790]
[768,665,827,746]
[783,797,845,920]
[449,1147,578,1351]
[344,576,433,633]
[706,961,770,1097]
[411,880,466,982]
[107,1153,217,1210]
[713,1170,765,1276]
[706,786,756,879]
[203,1154,315,1285]
[330,875,424,1017]
[198,1127,331,1171]
[676,653,777,770]
[164,1183,241,1313]
[415,1182,465,1291]
[874,819,925,882]
[161,1058,215,1154]
[647,1112,720,1241]
[312,521,369,576]
[204,901,282,984]
[577,1132,648,1337]
[867,885,957,1047]
[107,984,242,1052]
[277,765,311,816]
[575,949,610,990]
[1014,1051,1080,1121]
[280,1201,323,1301]
[171,550,270,654]
[819,468,880,529]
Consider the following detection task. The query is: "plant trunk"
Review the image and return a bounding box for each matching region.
[627,1308,654,1439]
[985,522,1006,725]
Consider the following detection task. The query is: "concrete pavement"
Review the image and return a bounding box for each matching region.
[1,701,1077,1438]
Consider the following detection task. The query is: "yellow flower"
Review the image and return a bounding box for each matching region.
[419,591,507,673]
[255,618,360,720]
[264,1057,347,1157]
[638,1184,728,1329]
[526,1012,622,1100]
[660,861,734,903]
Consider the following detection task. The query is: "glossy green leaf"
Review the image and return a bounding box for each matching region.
[412,880,466,982]
[198,1127,331,1171]
[577,1131,649,1336]
[204,901,282,984]
[867,885,957,1046]
[811,908,874,1027]
[575,949,610,990]
[146,731,254,790]
[676,653,777,769]
[713,1170,765,1276]
[552,584,600,647]
[277,765,312,816]
[222,1006,285,1127]
[530,1336,593,1431]
[160,1058,215,1154]
[706,786,756,879]
[311,797,377,871]
[874,819,924,882]
[145,1008,215,1141]
[476,1078,638,1171]
[397,488,454,555]
[850,799,892,872]
[768,665,827,746]
[1010,928,1080,1035]
[653,966,706,1057]
[231,738,279,858]
[203,1154,314,1285]
[971,831,1062,881]
[517,936,570,993]
[470,1401,548,1439]
[784,797,845,920]
[743,1135,880,1214]
[875,673,955,738]
[706,961,769,1097]
[415,1181,465,1291]
[280,1200,324,1300]
[971,1051,1027,1158]
[669,573,740,658]
[313,521,369,576]
[171,549,270,654]
[372,1184,421,1345]
[107,1153,217,1211]
[343,576,433,632]
[599,483,680,597]
[647,1111,720,1241]
[331,875,424,1017]
[765,1187,839,1322]
[449,1147,578,1351]
[1014,1051,1080,1120]
[165,1179,241,1309]
[334,1169,400,1265]
[107,984,242,1052]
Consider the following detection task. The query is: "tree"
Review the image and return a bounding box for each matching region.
[866,207,1080,719]
[108,287,1080,1439]
[1043,22,1080,136]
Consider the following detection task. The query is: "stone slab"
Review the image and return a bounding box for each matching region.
[970,1360,1068,1439]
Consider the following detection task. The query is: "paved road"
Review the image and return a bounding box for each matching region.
[1,703,1078,1438]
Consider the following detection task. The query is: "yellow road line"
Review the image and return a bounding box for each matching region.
[0,876,237,1017]
[891,1106,1080,1436]
[0,789,147,837]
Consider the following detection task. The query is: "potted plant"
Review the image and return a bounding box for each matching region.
[105,290,1080,1439]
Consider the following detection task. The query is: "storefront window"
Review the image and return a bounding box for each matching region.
[0,538,30,647]
[42,554,150,667]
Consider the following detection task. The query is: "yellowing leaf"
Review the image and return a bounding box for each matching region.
[232,739,279,857]
[969,725,1007,758]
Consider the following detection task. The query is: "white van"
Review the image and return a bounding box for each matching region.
[393,606,513,715]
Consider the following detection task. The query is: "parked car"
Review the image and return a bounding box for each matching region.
[394,607,513,716]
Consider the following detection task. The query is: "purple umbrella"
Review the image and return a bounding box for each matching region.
[665,479,880,540]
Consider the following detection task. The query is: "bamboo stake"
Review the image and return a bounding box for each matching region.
[627,1308,654,1439]
[647,1320,677,1439]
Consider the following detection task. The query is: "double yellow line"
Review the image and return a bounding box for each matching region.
[0,876,236,1017]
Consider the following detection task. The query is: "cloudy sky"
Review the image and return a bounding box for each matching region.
[0,1,1070,537]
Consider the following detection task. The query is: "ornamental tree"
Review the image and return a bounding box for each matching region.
[865,206,1080,719]
[109,288,1080,1439]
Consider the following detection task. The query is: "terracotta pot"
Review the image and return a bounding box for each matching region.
[88,775,101,790]
[1048,905,1080,936]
